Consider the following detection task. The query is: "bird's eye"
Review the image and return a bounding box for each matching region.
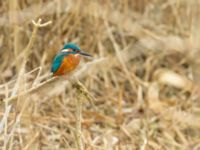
[73,49,80,52]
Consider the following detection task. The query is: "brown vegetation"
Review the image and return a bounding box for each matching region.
[0,0,200,149]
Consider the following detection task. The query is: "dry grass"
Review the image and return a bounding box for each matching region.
[0,0,200,149]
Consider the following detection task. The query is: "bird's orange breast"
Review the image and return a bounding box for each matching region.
[53,54,80,76]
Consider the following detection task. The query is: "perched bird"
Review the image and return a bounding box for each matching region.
[51,43,92,76]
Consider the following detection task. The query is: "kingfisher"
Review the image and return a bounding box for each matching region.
[51,43,92,76]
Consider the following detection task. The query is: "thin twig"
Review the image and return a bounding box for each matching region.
[73,81,84,150]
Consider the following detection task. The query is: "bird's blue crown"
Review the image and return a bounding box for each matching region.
[62,43,81,51]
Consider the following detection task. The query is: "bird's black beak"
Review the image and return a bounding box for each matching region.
[79,50,92,57]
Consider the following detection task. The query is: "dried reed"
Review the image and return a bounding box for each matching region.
[0,0,200,149]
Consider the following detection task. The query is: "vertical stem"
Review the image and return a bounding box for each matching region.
[72,79,96,150]
[75,84,84,150]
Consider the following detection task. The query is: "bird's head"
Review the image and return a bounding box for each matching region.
[61,43,92,57]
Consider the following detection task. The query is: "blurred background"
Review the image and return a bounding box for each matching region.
[0,0,200,149]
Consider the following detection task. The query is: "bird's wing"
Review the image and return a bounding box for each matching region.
[51,53,65,73]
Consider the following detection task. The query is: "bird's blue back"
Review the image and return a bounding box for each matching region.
[51,53,66,73]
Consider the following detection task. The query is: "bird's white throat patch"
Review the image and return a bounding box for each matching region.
[75,54,79,57]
